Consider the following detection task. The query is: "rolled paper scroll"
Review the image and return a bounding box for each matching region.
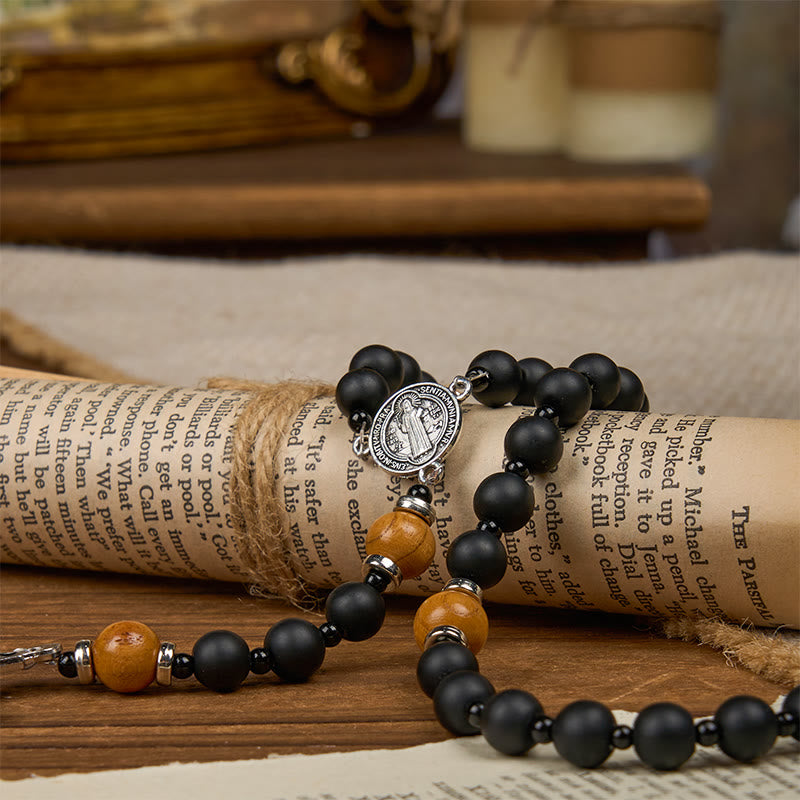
[1,373,797,628]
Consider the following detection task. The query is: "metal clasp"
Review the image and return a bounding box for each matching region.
[0,643,62,670]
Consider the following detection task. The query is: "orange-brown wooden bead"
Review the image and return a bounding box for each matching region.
[413,589,489,654]
[92,621,160,693]
[366,510,435,580]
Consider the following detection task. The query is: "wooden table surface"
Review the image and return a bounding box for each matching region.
[0,564,785,781]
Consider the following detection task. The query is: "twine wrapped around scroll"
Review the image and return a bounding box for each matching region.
[206,378,332,606]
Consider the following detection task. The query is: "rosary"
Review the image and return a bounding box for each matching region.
[3,346,798,771]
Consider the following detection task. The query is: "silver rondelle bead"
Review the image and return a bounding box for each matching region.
[424,625,469,650]
[394,495,436,526]
[157,642,176,686]
[361,554,402,590]
[444,577,483,602]
[74,640,95,684]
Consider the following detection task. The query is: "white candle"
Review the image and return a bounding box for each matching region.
[463,0,568,153]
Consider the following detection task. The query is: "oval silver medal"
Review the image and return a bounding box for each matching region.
[369,382,462,477]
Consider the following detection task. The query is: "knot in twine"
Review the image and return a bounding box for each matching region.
[207,377,332,608]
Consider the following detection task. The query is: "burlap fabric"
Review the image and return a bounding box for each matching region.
[1,246,797,420]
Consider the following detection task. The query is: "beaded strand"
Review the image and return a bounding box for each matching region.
[391,347,799,770]
[8,344,797,771]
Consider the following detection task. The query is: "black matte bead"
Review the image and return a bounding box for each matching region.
[504,415,564,474]
[552,700,616,768]
[482,689,543,756]
[336,368,390,418]
[777,711,797,737]
[325,582,385,642]
[534,368,593,428]
[433,670,496,735]
[363,569,392,593]
[607,367,645,412]
[782,686,800,740]
[349,345,404,392]
[640,394,650,413]
[57,651,78,679]
[714,695,778,762]
[249,647,272,675]
[265,619,326,683]
[532,716,554,744]
[476,519,501,537]
[416,642,479,698]
[446,529,507,589]
[397,350,422,387]
[193,630,251,693]
[468,350,522,407]
[695,719,719,746]
[612,725,633,749]
[319,622,343,648]
[347,409,372,433]
[569,353,621,409]
[420,371,437,384]
[512,357,553,406]
[173,653,194,679]
[408,483,432,503]
[633,702,696,770]
[473,471,534,532]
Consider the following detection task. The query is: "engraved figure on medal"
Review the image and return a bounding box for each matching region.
[369,382,462,477]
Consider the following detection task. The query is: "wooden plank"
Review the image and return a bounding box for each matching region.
[0,565,782,780]
[0,127,710,243]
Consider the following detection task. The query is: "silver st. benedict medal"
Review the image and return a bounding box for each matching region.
[367,377,472,483]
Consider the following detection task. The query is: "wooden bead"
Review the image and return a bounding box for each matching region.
[92,621,160,693]
[366,510,435,580]
[413,589,489,654]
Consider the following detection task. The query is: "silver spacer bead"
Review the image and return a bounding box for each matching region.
[444,577,483,602]
[361,553,402,590]
[424,625,469,650]
[74,640,95,684]
[157,642,176,687]
[394,495,436,526]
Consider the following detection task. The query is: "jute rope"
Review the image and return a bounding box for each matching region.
[207,377,332,608]
[0,307,141,384]
[662,617,800,689]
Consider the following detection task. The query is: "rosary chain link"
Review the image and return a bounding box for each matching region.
[448,375,474,403]
[0,643,62,670]
[352,421,371,459]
